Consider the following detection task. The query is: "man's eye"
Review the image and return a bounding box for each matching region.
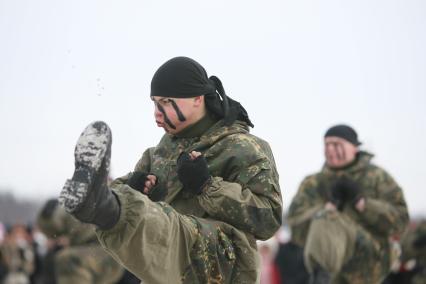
[159,99,172,106]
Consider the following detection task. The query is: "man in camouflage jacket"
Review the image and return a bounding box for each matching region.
[37,199,124,284]
[59,57,282,283]
[287,124,409,284]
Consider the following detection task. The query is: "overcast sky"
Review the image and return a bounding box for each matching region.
[1,0,425,216]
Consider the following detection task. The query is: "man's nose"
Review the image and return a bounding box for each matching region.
[325,145,334,155]
[154,105,163,119]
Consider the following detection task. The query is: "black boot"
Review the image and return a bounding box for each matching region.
[59,121,120,230]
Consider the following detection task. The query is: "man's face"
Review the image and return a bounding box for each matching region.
[151,96,202,134]
[324,136,358,168]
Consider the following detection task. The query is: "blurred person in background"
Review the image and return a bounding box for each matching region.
[287,124,409,283]
[0,224,34,284]
[36,198,124,284]
[26,224,47,284]
[258,236,281,284]
[273,226,310,284]
[0,223,8,283]
[0,223,5,244]
[383,220,426,284]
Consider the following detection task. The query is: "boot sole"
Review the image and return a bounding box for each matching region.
[59,121,112,213]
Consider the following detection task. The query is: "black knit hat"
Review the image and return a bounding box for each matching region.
[324,124,361,146]
[150,56,253,127]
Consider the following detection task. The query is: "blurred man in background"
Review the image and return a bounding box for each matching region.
[0,224,34,284]
[37,198,123,284]
[287,124,409,283]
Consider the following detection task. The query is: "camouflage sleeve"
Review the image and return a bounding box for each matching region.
[358,168,409,237]
[198,144,282,240]
[110,147,154,187]
[287,175,325,247]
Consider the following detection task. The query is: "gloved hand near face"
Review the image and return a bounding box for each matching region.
[177,151,211,195]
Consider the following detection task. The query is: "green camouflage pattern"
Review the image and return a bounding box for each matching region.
[37,205,123,284]
[37,204,98,246]
[99,119,282,283]
[54,244,123,284]
[287,151,409,283]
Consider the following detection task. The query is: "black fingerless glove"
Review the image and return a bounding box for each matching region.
[147,183,168,202]
[331,176,363,210]
[127,171,168,202]
[340,176,363,203]
[329,184,346,211]
[177,152,211,195]
[127,171,149,193]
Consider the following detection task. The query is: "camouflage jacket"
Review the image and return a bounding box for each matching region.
[37,205,97,246]
[113,119,282,241]
[288,151,409,253]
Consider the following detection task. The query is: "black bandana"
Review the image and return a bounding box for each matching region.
[324,124,361,146]
[151,56,254,128]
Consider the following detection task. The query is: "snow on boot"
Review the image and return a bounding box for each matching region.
[59,121,120,230]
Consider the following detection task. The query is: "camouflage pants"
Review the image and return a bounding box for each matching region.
[96,186,259,284]
[55,244,123,284]
[304,210,388,284]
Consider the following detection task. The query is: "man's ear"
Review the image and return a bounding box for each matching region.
[193,96,204,107]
